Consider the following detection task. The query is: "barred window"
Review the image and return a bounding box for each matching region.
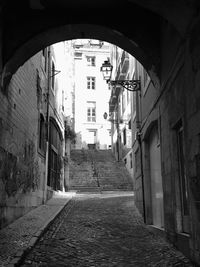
[87,77,95,90]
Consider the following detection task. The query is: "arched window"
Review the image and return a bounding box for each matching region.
[38,114,46,154]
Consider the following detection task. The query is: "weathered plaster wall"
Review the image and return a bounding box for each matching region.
[157,19,200,263]
[0,53,46,229]
[133,18,200,264]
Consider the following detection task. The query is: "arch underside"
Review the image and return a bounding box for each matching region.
[1,4,162,89]
[1,0,195,90]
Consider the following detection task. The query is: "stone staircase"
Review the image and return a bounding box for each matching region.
[69,149,133,192]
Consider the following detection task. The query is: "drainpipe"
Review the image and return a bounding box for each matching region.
[116,106,120,162]
[135,64,146,223]
[43,47,51,203]
[137,129,146,223]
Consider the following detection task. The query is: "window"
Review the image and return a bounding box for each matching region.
[36,70,42,105]
[51,61,55,91]
[42,48,48,73]
[38,114,46,154]
[87,77,95,90]
[62,90,64,111]
[86,56,95,66]
[119,96,122,117]
[135,148,140,173]
[74,52,82,59]
[128,120,131,130]
[87,102,96,122]
[123,128,126,145]
[130,153,133,168]
[122,90,126,114]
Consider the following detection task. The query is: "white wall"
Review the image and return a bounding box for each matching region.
[74,41,111,149]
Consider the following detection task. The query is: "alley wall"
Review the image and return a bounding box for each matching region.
[0,52,46,228]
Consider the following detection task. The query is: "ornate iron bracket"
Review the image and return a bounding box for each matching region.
[109,80,140,92]
[50,69,61,78]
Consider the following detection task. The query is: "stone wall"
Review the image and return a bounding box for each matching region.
[141,20,200,263]
[0,53,46,229]
[132,19,200,264]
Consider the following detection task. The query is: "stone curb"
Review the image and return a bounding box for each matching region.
[7,195,75,267]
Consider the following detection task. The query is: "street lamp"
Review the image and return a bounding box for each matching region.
[100,60,140,91]
[100,60,113,82]
[101,60,146,222]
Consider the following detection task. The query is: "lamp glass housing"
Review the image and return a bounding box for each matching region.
[100,60,113,82]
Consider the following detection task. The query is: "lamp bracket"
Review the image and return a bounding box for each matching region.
[109,79,140,91]
[50,69,61,78]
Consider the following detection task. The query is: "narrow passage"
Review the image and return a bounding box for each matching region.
[21,192,193,267]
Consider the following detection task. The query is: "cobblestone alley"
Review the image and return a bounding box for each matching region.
[20,192,194,267]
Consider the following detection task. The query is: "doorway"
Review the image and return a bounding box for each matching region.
[149,126,164,228]
[87,129,97,149]
[176,121,190,233]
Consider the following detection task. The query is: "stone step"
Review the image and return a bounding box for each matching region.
[69,149,133,191]
[70,185,132,192]
[70,186,101,192]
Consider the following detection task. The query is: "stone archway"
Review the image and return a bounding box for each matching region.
[1,23,161,90]
[1,0,199,90]
[0,1,165,90]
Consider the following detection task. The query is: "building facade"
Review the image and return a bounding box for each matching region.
[47,42,75,193]
[108,42,200,263]
[0,42,74,228]
[109,47,135,178]
[73,39,111,150]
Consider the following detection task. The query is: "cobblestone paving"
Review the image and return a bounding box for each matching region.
[20,192,194,267]
[0,194,73,266]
